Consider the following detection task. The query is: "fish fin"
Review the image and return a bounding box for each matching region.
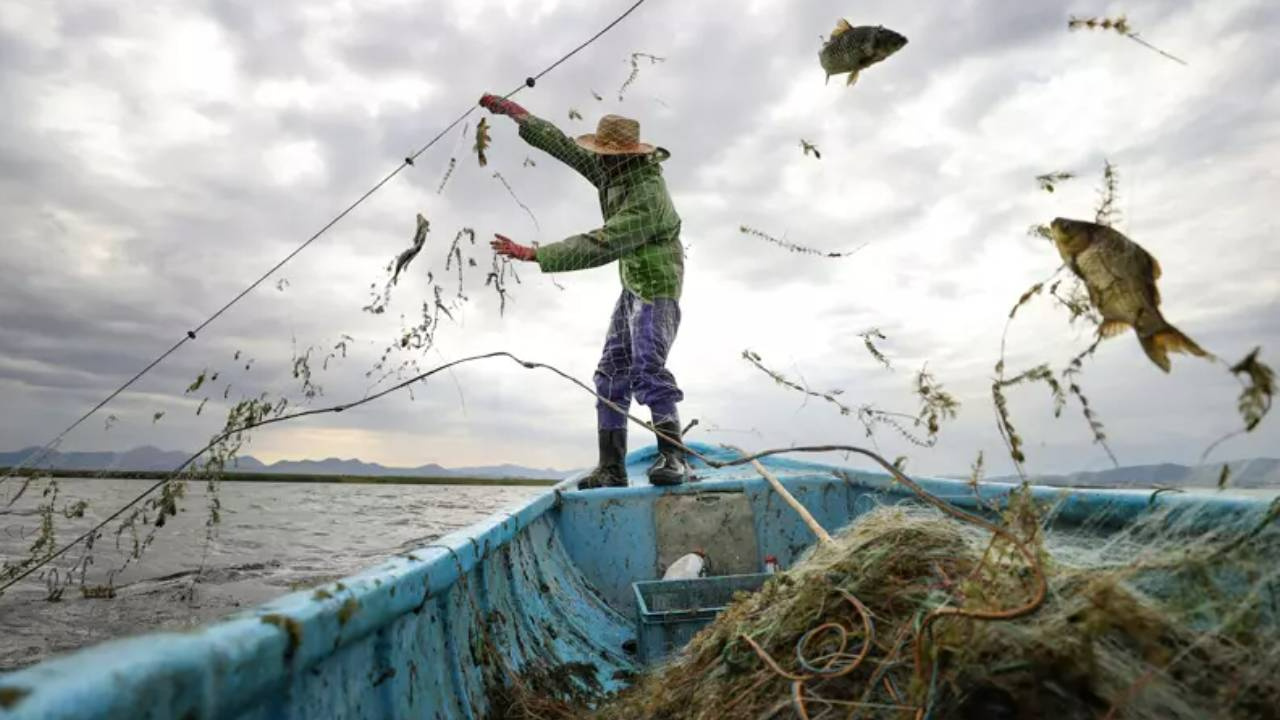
[1138,333,1172,373]
[832,18,852,37]
[1144,253,1162,305]
[1139,326,1209,373]
[846,70,860,86]
[1098,319,1130,338]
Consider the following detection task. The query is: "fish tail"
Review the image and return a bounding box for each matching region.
[1138,324,1208,373]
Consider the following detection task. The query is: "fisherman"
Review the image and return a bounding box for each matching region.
[478,93,690,490]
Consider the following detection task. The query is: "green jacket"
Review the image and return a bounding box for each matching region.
[518,115,684,301]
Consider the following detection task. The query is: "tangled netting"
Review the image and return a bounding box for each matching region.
[493,491,1280,720]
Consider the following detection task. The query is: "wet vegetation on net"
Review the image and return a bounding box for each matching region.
[1067,15,1187,66]
[494,497,1279,719]
[739,225,867,258]
[483,132,1278,720]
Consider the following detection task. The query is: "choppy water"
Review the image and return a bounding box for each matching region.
[0,479,543,671]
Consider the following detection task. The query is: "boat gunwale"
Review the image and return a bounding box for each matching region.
[2,447,1271,718]
[0,483,571,719]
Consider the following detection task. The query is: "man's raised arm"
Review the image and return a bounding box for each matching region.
[478,93,604,187]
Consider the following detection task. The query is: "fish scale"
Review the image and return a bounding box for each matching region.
[1051,217,1208,372]
[818,19,908,86]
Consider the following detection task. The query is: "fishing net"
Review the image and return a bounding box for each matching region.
[2,14,1275,715]
[366,107,689,427]
[493,490,1280,720]
[0,100,691,614]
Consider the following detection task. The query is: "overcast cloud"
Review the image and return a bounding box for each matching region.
[1,0,1277,477]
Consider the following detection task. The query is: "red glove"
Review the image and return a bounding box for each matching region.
[479,93,529,121]
[491,233,536,262]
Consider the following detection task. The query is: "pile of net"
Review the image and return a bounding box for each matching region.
[503,492,1280,720]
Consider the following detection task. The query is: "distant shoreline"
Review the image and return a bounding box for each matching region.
[0,467,561,487]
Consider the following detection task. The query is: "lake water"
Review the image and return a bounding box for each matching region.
[0,478,543,671]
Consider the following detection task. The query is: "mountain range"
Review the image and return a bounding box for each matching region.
[987,458,1280,489]
[0,446,569,480]
[4,446,1278,489]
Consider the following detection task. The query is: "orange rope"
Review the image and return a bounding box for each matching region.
[849,625,912,720]
[879,465,1047,684]
[741,633,809,682]
[737,590,883,720]
[793,680,812,720]
[882,677,900,703]
[741,590,876,685]
[691,442,1049,689]
[721,673,773,714]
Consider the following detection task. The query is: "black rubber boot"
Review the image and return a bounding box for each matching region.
[577,429,628,490]
[647,419,691,487]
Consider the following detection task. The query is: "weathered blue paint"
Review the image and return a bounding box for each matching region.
[1,443,1274,719]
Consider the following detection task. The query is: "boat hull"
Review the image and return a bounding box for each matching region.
[1,444,1273,719]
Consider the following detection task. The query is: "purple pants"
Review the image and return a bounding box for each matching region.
[594,290,683,430]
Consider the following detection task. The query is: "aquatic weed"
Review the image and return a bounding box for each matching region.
[738,225,866,258]
[1095,158,1122,226]
[261,614,303,660]
[1068,14,1187,65]
[474,117,491,167]
[617,52,664,101]
[1035,170,1075,193]
[858,328,891,369]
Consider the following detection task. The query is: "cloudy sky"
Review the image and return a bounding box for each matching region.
[1,0,1277,478]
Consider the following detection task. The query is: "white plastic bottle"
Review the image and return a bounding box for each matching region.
[663,551,708,580]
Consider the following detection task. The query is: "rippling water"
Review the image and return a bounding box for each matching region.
[0,479,543,671]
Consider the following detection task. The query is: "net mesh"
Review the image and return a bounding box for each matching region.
[0,105,694,626]
[493,495,1280,720]
[508,111,687,430]
[0,11,1276,715]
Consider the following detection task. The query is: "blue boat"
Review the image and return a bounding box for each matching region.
[0,444,1272,719]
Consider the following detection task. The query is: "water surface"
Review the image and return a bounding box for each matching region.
[0,478,542,671]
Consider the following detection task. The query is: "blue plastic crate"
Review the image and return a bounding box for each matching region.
[632,573,771,664]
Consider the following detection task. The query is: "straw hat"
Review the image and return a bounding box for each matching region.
[575,114,655,155]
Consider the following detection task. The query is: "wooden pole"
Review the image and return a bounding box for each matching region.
[728,445,833,545]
